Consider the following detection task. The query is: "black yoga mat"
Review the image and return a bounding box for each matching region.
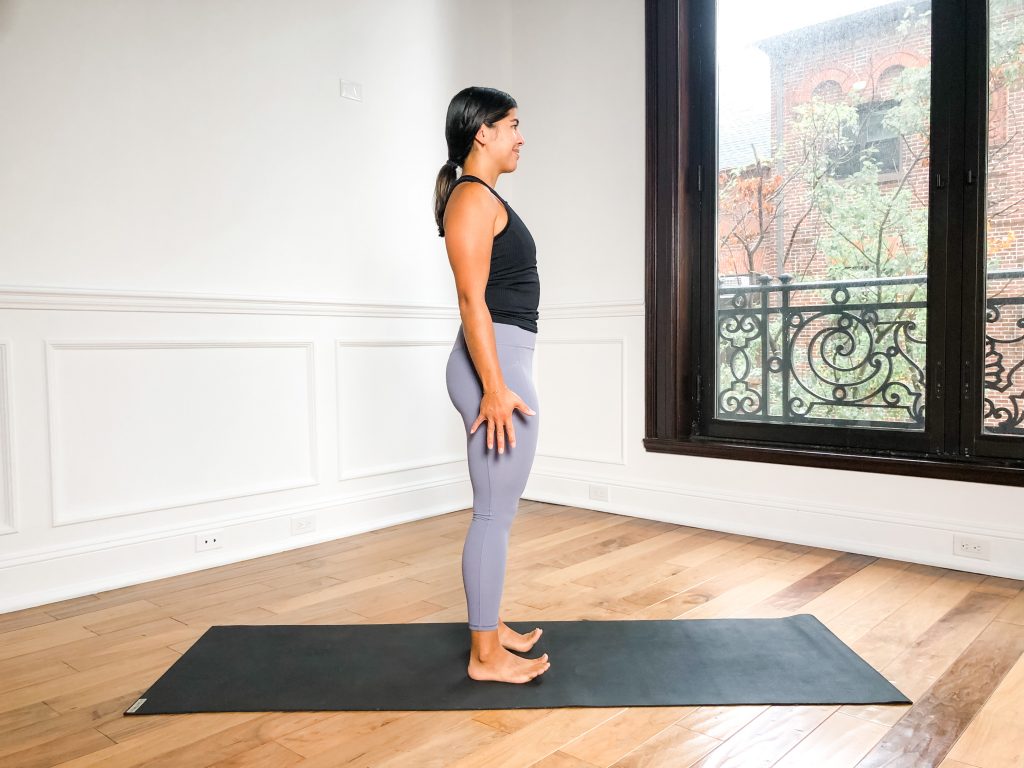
[125,614,910,714]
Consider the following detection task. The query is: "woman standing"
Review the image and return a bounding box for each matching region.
[435,86,550,684]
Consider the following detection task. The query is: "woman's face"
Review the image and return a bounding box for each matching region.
[487,109,525,170]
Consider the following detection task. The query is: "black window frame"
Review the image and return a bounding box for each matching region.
[643,0,1024,486]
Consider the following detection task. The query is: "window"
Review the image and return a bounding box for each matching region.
[644,0,1024,485]
[829,100,902,178]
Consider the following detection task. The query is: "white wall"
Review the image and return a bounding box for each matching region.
[0,0,1020,614]
[0,0,513,611]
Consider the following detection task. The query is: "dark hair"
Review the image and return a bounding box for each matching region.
[433,86,517,237]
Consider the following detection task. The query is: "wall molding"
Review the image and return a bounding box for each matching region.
[540,302,644,319]
[526,470,1024,580]
[534,336,628,465]
[0,473,469,614]
[0,284,643,319]
[336,338,465,480]
[44,339,320,526]
[0,343,15,535]
[0,472,466,572]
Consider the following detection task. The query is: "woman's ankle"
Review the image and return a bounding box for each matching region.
[470,628,501,660]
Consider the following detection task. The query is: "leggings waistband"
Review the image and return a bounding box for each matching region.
[456,322,536,350]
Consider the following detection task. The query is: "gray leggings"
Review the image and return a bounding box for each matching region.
[446,321,540,631]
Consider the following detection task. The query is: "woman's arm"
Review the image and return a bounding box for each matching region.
[444,183,505,393]
[444,183,534,452]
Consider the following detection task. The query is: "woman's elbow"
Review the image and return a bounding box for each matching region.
[457,293,487,309]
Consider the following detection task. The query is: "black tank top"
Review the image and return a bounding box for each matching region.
[450,174,540,333]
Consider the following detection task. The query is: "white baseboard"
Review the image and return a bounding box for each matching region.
[0,477,471,614]
[524,471,1024,581]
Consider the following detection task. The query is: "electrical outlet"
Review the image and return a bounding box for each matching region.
[291,514,316,536]
[588,484,609,502]
[953,534,991,561]
[195,531,222,552]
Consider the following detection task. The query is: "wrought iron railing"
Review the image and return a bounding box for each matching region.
[716,269,1024,434]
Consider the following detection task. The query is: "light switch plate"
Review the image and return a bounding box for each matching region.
[341,80,362,101]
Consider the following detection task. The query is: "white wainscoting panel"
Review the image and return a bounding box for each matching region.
[46,340,318,525]
[0,342,14,535]
[337,339,466,480]
[536,337,625,465]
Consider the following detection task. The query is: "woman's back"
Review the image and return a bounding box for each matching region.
[447,175,539,334]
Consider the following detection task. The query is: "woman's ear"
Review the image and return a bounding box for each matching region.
[475,123,492,146]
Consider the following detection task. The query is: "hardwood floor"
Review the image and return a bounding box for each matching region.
[1,501,1022,768]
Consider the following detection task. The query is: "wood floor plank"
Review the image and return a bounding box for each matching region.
[4,617,192,673]
[51,713,261,768]
[137,712,336,768]
[682,548,843,620]
[972,575,1022,598]
[840,586,1011,728]
[0,657,78,695]
[0,617,98,661]
[0,608,58,634]
[749,559,913,622]
[675,706,769,742]
[610,724,720,767]
[847,570,988,670]
[0,694,131,760]
[534,519,687,576]
[441,709,621,768]
[1,726,114,768]
[208,740,304,767]
[0,701,60,735]
[258,561,419,615]
[826,563,947,643]
[0,646,177,715]
[771,712,889,767]
[688,705,837,767]
[43,650,182,714]
[557,706,698,766]
[605,538,778,615]
[854,619,1024,767]
[273,711,411,759]
[64,621,199,673]
[168,576,343,626]
[369,712,514,768]
[538,528,708,588]
[531,751,604,768]
[280,712,475,765]
[631,542,813,621]
[944,644,1024,768]
[765,552,878,612]
[996,588,1024,625]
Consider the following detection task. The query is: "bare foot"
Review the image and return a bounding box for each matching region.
[468,646,550,684]
[498,621,543,652]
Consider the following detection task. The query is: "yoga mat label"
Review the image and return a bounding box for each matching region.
[126,698,147,714]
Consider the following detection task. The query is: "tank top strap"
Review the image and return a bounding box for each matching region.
[451,174,508,206]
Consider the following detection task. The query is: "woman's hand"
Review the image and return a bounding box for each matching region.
[470,386,536,453]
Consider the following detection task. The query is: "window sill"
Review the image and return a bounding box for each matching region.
[642,436,1024,487]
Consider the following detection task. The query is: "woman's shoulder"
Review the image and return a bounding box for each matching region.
[443,178,505,235]
[447,177,503,212]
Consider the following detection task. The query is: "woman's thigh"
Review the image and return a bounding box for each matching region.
[446,338,539,503]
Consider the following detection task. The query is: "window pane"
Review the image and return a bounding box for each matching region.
[984,0,1024,437]
[716,0,932,428]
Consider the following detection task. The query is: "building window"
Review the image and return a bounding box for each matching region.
[644,0,1024,485]
[829,99,902,178]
